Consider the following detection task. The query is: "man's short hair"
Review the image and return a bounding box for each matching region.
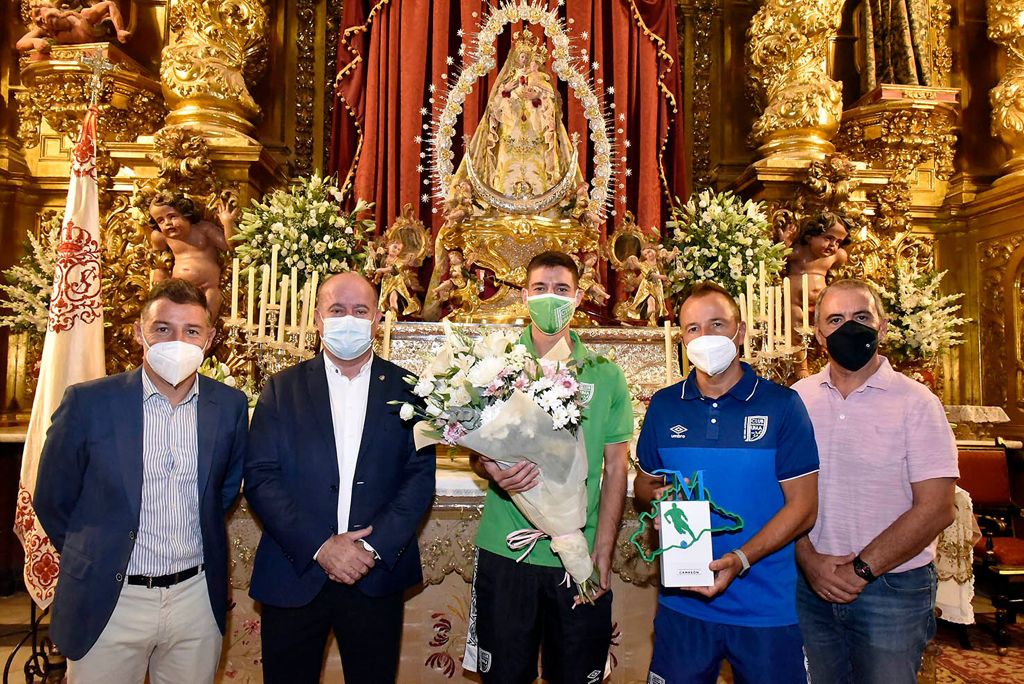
[680,281,741,324]
[526,250,579,286]
[815,278,887,323]
[140,279,210,321]
[148,191,203,228]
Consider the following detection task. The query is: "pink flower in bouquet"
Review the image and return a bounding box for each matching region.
[555,373,578,395]
[512,373,531,391]
[442,422,468,445]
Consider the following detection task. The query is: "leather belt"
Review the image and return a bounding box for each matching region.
[127,564,203,589]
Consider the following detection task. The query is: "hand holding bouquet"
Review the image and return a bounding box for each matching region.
[399,323,599,601]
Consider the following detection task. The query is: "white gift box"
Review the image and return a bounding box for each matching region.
[658,499,715,587]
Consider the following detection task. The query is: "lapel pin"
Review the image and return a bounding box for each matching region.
[378,375,385,381]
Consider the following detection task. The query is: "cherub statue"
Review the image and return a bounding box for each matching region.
[443,180,476,224]
[147,191,238,318]
[784,210,851,326]
[570,182,600,231]
[624,244,672,325]
[373,239,423,317]
[433,247,479,308]
[16,1,131,55]
[578,252,610,305]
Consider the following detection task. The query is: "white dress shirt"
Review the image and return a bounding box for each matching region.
[324,352,372,534]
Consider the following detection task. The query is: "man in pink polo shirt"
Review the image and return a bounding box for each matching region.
[792,278,958,684]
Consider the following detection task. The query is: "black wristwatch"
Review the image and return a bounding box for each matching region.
[852,555,878,583]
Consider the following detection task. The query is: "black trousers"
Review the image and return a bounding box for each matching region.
[260,581,404,684]
[473,549,613,684]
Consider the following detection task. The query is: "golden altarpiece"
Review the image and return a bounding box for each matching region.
[2,0,1024,681]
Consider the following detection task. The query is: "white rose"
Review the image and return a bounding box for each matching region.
[413,378,434,397]
[467,356,506,388]
[400,403,415,421]
[450,385,472,407]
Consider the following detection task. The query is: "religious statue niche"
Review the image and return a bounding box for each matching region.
[146,190,238,318]
[606,211,647,324]
[16,0,134,56]
[368,204,431,319]
[426,27,602,324]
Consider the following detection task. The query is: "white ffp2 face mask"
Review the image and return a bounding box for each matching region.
[321,315,373,360]
[685,329,739,377]
[143,337,206,386]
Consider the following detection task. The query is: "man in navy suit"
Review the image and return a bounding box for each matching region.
[245,271,435,683]
[34,279,248,683]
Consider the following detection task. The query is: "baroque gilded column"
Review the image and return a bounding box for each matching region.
[160,0,271,139]
[746,0,845,159]
[988,0,1024,184]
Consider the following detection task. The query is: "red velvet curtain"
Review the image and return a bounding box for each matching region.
[330,0,685,240]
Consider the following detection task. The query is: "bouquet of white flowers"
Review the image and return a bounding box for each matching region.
[0,216,63,341]
[880,264,969,363]
[232,173,375,289]
[662,190,788,298]
[399,323,598,601]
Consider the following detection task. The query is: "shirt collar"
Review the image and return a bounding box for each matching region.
[141,366,200,403]
[680,362,759,402]
[820,356,894,392]
[519,327,588,362]
[324,352,374,380]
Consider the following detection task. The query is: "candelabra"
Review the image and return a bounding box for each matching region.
[224,306,318,390]
[742,321,815,383]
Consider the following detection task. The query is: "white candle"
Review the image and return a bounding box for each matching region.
[738,295,747,324]
[297,280,311,353]
[758,261,767,319]
[746,275,755,331]
[277,275,289,343]
[246,266,255,327]
[290,267,298,328]
[783,276,792,348]
[230,258,239,320]
[738,296,750,361]
[269,245,280,306]
[766,286,775,352]
[664,321,673,387]
[802,273,810,329]
[307,271,320,328]
[258,265,270,340]
[775,286,783,349]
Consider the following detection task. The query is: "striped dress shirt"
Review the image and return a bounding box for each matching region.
[126,369,205,576]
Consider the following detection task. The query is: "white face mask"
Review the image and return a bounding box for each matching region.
[321,315,373,360]
[142,336,206,386]
[685,329,739,377]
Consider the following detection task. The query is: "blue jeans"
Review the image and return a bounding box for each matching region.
[796,564,937,684]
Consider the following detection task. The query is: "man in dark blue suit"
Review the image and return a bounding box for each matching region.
[245,271,435,683]
[34,279,248,683]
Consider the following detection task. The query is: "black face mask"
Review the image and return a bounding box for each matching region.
[825,320,879,372]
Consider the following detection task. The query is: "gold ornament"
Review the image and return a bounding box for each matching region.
[746,0,845,158]
[160,0,271,138]
[987,0,1024,183]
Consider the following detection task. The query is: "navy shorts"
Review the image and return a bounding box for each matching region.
[648,605,806,684]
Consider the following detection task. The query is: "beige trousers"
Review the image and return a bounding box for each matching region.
[67,571,223,684]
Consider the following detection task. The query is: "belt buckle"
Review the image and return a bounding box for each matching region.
[146,576,155,589]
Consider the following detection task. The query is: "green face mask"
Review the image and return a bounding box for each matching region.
[527,293,576,335]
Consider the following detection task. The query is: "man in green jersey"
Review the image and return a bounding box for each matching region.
[464,251,634,684]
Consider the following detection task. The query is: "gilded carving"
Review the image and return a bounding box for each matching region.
[987,0,1024,181]
[979,233,1024,409]
[293,0,316,176]
[929,0,953,82]
[679,0,715,190]
[16,43,165,148]
[746,0,845,157]
[835,92,958,233]
[160,0,271,136]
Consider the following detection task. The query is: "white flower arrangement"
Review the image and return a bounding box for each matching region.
[400,324,581,443]
[880,265,969,363]
[662,190,788,298]
[0,216,62,340]
[232,174,375,288]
